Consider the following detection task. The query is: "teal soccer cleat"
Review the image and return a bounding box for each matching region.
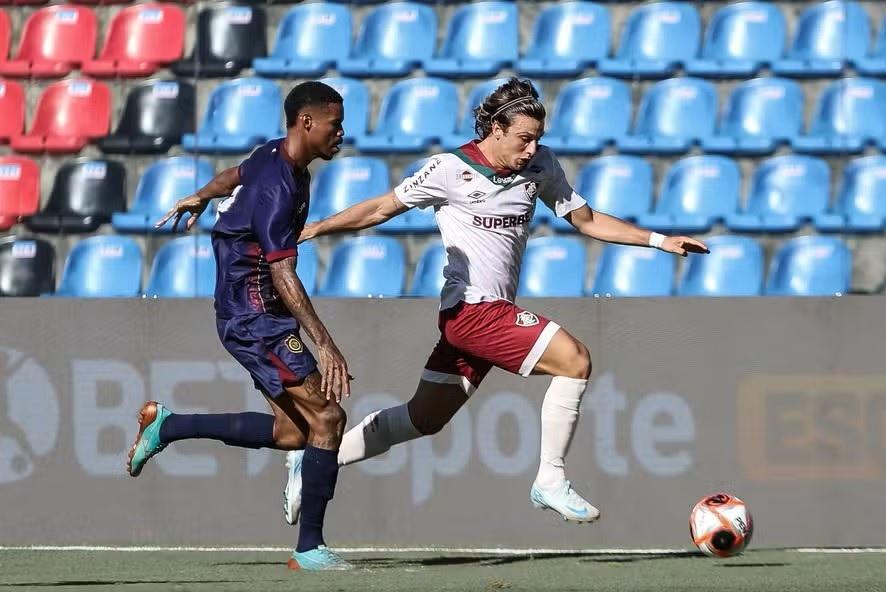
[530,480,601,523]
[287,546,354,571]
[127,401,172,477]
[283,449,303,526]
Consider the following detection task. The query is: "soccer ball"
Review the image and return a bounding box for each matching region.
[689,492,753,558]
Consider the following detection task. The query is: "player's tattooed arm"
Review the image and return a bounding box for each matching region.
[155,166,241,231]
[299,191,409,243]
[270,257,352,402]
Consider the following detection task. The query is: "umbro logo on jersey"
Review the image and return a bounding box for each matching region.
[468,190,486,203]
[515,311,539,327]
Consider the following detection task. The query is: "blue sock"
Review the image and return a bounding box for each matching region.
[158,412,275,449]
[296,445,339,553]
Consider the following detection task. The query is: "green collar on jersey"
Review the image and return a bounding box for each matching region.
[453,141,520,186]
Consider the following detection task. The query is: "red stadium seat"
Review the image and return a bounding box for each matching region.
[11,79,111,154]
[0,78,24,141]
[82,4,185,77]
[0,10,10,63]
[0,5,97,78]
[0,155,39,230]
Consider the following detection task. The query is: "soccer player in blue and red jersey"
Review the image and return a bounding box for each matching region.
[126,82,353,571]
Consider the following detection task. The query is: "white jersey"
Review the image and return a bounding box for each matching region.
[394,142,586,310]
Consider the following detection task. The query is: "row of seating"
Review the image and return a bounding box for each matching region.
[3,2,885,80]
[3,74,886,155]
[0,233,853,298]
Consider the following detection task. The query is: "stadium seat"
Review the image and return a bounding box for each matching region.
[0,236,55,297]
[0,10,9,64]
[765,236,851,296]
[410,240,446,297]
[0,5,96,78]
[254,3,351,78]
[379,157,438,233]
[685,2,786,78]
[99,80,195,155]
[516,2,611,77]
[792,78,886,154]
[54,236,142,298]
[619,78,717,154]
[773,1,870,77]
[518,236,586,297]
[113,156,214,233]
[357,78,458,153]
[0,79,25,142]
[727,155,830,233]
[0,155,39,231]
[599,2,701,78]
[11,79,110,154]
[575,155,652,222]
[815,156,886,233]
[677,235,764,297]
[171,3,267,78]
[296,241,318,296]
[639,155,740,233]
[703,78,803,155]
[591,244,674,297]
[182,77,283,154]
[309,156,390,221]
[338,3,436,77]
[26,158,126,233]
[81,3,185,78]
[424,2,518,78]
[856,17,886,76]
[145,235,215,298]
[319,77,369,145]
[319,236,405,297]
[543,77,630,154]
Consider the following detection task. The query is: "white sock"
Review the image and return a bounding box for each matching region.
[337,404,422,466]
[535,376,587,490]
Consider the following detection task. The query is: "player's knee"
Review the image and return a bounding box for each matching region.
[411,413,448,436]
[566,341,592,380]
[315,403,347,438]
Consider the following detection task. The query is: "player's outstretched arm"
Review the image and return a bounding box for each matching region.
[566,205,710,256]
[270,257,351,402]
[154,166,242,232]
[299,191,409,243]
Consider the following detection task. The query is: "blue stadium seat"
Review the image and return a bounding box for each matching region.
[145,235,215,298]
[727,155,830,233]
[765,236,851,296]
[703,78,803,155]
[793,78,886,154]
[518,237,586,297]
[599,2,701,78]
[543,77,630,154]
[424,2,518,78]
[113,157,215,234]
[516,2,611,77]
[410,240,446,297]
[677,235,764,297]
[338,3,436,77]
[378,157,438,234]
[54,236,142,297]
[639,156,740,233]
[253,4,352,77]
[309,156,390,222]
[296,241,319,296]
[356,78,458,153]
[575,155,653,222]
[319,236,405,297]
[620,78,717,154]
[183,78,283,154]
[856,17,886,76]
[773,1,870,77]
[815,156,886,233]
[319,77,369,145]
[685,2,786,78]
[591,244,674,297]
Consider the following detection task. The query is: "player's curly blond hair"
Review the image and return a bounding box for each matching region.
[473,78,545,140]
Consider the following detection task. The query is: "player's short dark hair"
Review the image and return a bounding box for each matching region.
[283,81,344,128]
[473,77,545,139]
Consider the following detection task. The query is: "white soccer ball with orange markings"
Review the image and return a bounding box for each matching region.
[689,493,753,558]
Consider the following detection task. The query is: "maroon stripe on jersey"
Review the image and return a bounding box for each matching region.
[266,248,296,263]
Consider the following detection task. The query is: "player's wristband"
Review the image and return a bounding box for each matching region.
[648,232,667,249]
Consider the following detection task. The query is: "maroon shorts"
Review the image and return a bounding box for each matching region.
[422,300,561,395]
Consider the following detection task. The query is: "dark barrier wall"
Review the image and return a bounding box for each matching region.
[1,298,885,548]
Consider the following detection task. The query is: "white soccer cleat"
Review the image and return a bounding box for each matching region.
[530,480,600,523]
[283,449,303,526]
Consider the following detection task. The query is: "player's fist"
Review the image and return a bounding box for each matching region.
[661,236,710,257]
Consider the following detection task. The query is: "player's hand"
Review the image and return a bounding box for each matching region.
[660,236,710,257]
[155,195,209,232]
[297,223,318,244]
[316,339,352,403]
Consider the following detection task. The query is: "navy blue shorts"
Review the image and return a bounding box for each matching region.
[216,314,318,398]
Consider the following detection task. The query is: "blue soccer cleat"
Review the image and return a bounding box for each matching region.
[287,546,354,571]
[530,480,601,523]
[283,449,303,526]
[127,401,172,477]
